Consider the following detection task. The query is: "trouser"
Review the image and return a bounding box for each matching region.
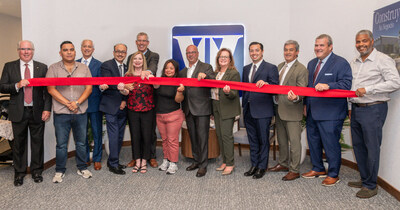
[86,111,103,163]
[105,109,127,168]
[185,111,210,168]
[213,100,235,166]
[128,109,154,160]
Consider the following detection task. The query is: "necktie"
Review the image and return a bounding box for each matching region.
[313,60,323,85]
[279,64,288,83]
[24,64,32,104]
[119,64,123,77]
[83,60,88,66]
[250,64,257,82]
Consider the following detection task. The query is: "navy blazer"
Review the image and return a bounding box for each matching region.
[77,57,102,113]
[242,60,279,118]
[99,59,127,115]
[305,53,352,120]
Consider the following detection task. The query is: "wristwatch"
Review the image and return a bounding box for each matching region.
[75,101,80,107]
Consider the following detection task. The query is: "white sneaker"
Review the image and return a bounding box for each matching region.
[166,162,178,175]
[53,172,65,183]
[159,159,169,171]
[77,169,92,179]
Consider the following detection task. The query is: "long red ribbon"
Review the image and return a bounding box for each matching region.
[28,77,356,98]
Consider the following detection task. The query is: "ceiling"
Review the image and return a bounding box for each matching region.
[0,0,20,18]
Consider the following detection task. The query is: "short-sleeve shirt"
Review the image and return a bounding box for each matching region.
[126,74,155,112]
[46,61,92,114]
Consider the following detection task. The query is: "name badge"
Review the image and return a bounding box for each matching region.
[324,73,333,76]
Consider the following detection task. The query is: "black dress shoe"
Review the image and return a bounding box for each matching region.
[244,167,258,176]
[253,168,266,179]
[109,166,126,175]
[186,163,200,171]
[14,177,24,187]
[196,168,207,177]
[107,162,126,169]
[32,174,43,183]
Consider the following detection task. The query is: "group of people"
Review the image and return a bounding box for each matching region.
[1,30,399,199]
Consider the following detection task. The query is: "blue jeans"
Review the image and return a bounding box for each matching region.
[54,113,88,173]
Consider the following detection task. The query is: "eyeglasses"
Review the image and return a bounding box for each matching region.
[18,48,34,51]
[137,40,148,43]
[219,56,230,59]
[186,51,198,55]
[114,51,127,54]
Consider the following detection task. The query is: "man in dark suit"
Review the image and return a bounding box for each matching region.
[242,42,279,179]
[77,39,103,170]
[0,40,51,186]
[267,40,308,181]
[179,45,215,177]
[126,32,160,168]
[302,34,352,186]
[99,43,128,175]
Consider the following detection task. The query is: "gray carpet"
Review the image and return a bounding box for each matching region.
[0,147,399,209]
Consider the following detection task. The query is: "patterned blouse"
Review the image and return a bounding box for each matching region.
[126,74,155,112]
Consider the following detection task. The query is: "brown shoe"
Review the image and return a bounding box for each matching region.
[126,160,136,168]
[301,170,327,178]
[322,176,340,186]
[356,187,378,198]
[149,159,158,168]
[282,172,300,181]
[268,164,289,172]
[94,162,102,170]
[86,161,92,167]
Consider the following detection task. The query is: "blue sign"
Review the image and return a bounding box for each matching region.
[172,25,244,76]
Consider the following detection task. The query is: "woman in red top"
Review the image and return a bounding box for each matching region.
[118,51,154,173]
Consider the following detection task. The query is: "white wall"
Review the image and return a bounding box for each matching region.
[0,13,21,74]
[21,0,400,190]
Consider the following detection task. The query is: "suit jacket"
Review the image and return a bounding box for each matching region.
[0,60,51,122]
[179,60,215,116]
[277,60,308,121]
[99,59,127,115]
[305,53,352,120]
[77,57,102,113]
[126,49,160,75]
[242,60,279,118]
[214,68,241,120]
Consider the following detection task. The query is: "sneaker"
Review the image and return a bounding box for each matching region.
[166,162,178,175]
[159,159,169,171]
[53,172,65,183]
[77,169,93,179]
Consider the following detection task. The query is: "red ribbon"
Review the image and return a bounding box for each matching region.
[28,77,356,98]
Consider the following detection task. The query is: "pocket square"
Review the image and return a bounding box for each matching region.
[324,73,333,76]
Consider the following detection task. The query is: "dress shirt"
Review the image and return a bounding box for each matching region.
[314,52,332,81]
[248,59,263,82]
[279,59,296,85]
[81,56,92,66]
[17,59,34,106]
[349,48,400,104]
[187,60,199,78]
[46,61,92,114]
[114,59,124,76]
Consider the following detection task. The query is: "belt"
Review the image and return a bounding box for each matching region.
[354,101,385,107]
[24,106,33,109]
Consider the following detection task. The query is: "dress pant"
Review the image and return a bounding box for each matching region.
[105,109,127,168]
[275,110,302,173]
[185,111,210,168]
[243,106,271,170]
[306,111,343,178]
[12,107,44,177]
[150,107,157,160]
[53,113,88,173]
[86,111,103,163]
[213,100,235,166]
[351,102,387,190]
[128,109,154,160]
[156,109,184,162]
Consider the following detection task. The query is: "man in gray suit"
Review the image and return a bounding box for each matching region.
[268,40,308,181]
[126,32,160,168]
[179,45,215,177]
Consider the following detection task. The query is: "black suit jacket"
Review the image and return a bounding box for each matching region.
[99,59,127,115]
[126,49,160,75]
[0,60,51,122]
[242,60,279,118]
[178,60,215,116]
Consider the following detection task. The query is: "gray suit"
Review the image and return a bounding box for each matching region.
[275,60,308,173]
[179,60,215,168]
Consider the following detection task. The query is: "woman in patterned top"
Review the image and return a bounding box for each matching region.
[118,51,155,174]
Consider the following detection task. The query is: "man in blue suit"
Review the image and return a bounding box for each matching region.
[242,42,279,179]
[99,43,128,175]
[302,34,352,186]
[77,40,103,170]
